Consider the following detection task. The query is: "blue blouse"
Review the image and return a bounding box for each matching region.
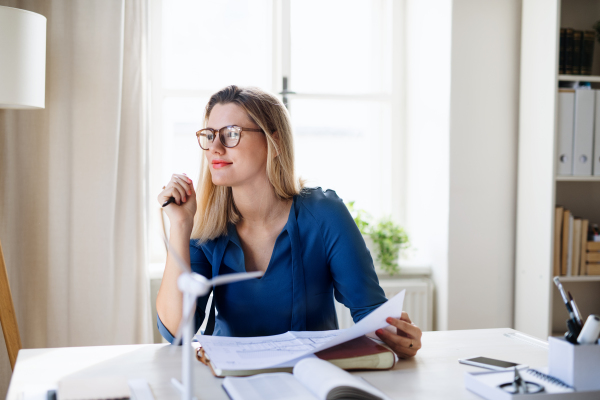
[157,187,387,342]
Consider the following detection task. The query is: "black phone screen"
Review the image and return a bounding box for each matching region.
[467,357,519,368]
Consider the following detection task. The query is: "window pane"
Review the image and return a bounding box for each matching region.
[161,97,208,184]
[290,99,392,218]
[290,0,392,94]
[162,0,272,90]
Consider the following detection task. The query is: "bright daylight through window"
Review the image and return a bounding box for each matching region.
[150,0,399,264]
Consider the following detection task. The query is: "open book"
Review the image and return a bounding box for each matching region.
[195,290,406,377]
[196,335,395,377]
[222,358,392,400]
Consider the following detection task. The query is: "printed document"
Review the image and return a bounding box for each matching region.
[196,289,405,371]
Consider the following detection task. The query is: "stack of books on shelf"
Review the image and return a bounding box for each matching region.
[559,28,595,75]
[553,206,600,277]
[557,87,600,176]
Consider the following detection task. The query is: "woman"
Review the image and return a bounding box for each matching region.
[156,85,422,359]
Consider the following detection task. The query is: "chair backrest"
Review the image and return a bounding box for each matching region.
[0,238,22,370]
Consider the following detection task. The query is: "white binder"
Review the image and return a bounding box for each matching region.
[594,91,600,176]
[572,89,595,176]
[557,90,575,176]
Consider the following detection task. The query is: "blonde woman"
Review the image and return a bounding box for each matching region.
[156,85,422,359]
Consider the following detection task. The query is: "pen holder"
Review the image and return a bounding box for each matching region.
[548,336,600,391]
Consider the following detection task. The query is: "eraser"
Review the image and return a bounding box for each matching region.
[577,314,600,344]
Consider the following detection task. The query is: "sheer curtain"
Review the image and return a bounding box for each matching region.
[0,0,151,394]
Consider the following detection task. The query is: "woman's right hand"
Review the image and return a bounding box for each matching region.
[157,173,197,224]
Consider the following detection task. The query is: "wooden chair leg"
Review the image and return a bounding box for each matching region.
[0,237,22,370]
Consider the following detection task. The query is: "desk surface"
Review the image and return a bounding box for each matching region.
[8,328,549,400]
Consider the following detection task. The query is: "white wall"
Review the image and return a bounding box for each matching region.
[404,0,521,330]
[404,0,452,331]
[447,0,521,330]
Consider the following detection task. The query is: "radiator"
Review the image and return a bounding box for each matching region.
[335,277,434,331]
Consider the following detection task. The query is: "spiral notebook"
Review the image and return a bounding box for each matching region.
[464,367,600,399]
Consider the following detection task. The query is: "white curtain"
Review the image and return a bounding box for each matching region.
[0,0,151,394]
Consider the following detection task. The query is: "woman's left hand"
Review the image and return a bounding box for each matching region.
[375,311,422,359]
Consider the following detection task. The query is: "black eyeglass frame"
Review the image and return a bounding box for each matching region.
[195,125,263,150]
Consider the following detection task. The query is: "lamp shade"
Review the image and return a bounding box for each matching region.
[0,6,46,109]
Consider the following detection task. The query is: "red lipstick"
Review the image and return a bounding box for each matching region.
[212,159,232,169]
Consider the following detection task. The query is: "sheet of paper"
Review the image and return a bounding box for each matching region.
[197,332,329,371]
[197,289,405,370]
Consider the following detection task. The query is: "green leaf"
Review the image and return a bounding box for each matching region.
[345,202,410,275]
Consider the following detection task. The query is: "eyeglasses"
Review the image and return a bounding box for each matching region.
[196,125,263,150]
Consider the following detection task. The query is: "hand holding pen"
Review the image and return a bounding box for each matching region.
[157,173,197,224]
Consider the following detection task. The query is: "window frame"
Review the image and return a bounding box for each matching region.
[148,0,406,266]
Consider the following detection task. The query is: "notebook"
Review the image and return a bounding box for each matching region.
[464,367,600,399]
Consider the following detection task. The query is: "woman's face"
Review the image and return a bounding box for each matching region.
[204,102,269,187]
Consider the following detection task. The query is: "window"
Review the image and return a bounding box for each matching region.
[149,0,403,264]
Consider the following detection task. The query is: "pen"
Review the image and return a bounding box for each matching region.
[554,277,583,343]
[553,277,577,322]
[568,291,583,327]
[162,197,176,207]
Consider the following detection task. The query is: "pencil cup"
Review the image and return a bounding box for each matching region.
[548,336,600,391]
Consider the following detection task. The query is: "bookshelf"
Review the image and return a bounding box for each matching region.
[558,275,600,282]
[516,0,600,340]
[558,74,600,82]
[555,176,600,181]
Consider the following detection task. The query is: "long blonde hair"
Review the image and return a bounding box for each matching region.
[191,85,303,242]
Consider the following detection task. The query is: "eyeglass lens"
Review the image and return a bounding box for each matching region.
[198,126,242,149]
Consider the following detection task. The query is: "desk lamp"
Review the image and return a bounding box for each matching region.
[0,5,46,370]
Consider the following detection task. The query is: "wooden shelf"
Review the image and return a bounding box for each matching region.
[516,0,600,340]
[558,74,600,82]
[556,176,600,182]
[556,276,600,282]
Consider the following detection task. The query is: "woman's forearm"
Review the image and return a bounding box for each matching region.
[156,220,194,337]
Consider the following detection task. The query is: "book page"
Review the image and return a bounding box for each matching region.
[222,373,317,400]
[293,358,390,400]
[196,290,405,371]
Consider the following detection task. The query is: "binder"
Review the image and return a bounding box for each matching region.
[572,219,582,276]
[594,91,600,176]
[561,209,571,275]
[572,89,595,176]
[557,90,575,175]
[567,214,574,276]
[581,220,589,275]
[553,206,564,277]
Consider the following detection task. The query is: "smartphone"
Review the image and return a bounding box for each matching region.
[458,356,528,371]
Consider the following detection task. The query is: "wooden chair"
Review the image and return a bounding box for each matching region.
[0,238,22,370]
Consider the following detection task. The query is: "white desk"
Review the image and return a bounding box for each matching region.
[7,328,549,399]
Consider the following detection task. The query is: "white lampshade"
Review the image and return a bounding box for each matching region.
[0,6,46,109]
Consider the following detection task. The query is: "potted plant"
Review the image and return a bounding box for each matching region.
[346,202,409,276]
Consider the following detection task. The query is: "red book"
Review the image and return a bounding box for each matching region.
[316,335,395,371]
